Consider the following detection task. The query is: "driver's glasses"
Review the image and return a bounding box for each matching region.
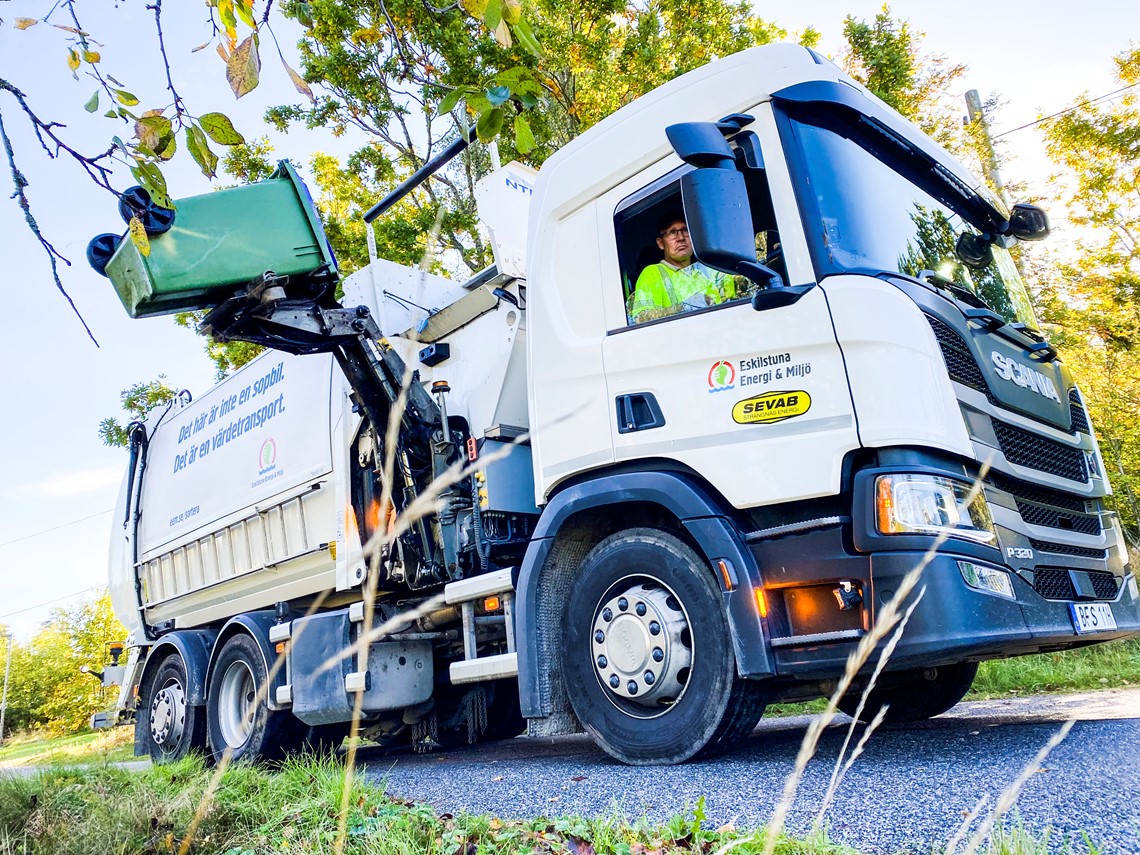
[660,226,689,240]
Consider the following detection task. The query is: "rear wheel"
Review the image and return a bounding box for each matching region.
[838,661,978,723]
[564,528,766,765]
[138,654,207,763]
[206,633,297,764]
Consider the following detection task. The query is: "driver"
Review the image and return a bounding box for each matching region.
[626,210,735,324]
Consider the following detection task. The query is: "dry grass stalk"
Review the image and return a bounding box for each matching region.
[943,793,990,855]
[811,592,925,830]
[759,534,946,855]
[176,589,334,855]
[760,467,992,855]
[335,208,447,855]
[954,720,1075,855]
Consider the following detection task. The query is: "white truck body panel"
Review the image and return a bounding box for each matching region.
[820,276,974,458]
[121,352,344,628]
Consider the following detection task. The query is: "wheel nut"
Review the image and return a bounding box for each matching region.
[594,630,605,644]
[597,655,608,668]
[618,597,629,611]
[635,602,647,616]
[652,647,664,662]
[610,675,620,688]
[602,608,613,622]
[644,671,655,685]
[648,621,661,635]
[627,681,638,695]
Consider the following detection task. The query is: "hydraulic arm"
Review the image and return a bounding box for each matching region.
[201,273,462,588]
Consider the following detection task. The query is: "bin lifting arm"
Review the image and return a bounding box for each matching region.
[200,273,456,588]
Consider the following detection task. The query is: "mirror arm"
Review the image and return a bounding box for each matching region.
[732,260,815,311]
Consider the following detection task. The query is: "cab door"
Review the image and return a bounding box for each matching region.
[598,106,859,509]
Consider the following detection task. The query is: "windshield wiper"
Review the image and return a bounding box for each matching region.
[914,270,1058,361]
[917,270,993,312]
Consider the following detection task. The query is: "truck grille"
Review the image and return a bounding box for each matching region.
[993,420,1089,483]
[1069,389,1090,434]
[1028,539,1107,560]
[1033,567,1119,601]
[990,475,1102,535]
[926,315,995,401]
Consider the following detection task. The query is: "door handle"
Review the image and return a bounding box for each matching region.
[616,393,665,434]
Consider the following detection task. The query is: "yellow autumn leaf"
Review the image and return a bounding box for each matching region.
[493,19,512,48]
[226,34,260,98]
[67,49,80,72]
[15,17,39,30]
[83,50,101,63]
[129,216,151,257]
[284,61,314,102]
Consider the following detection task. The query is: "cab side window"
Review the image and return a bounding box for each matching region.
[615,132,784,327]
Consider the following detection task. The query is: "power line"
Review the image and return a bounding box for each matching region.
[0,508,114,549]
[0,586,104,621]
[993,83,1139,140]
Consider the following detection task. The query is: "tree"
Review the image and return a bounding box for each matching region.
[840,5,965,148]
[2,593,126,735]
[1035,46,1140,542]
[98,376,179,447]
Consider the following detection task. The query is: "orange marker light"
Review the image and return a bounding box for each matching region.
[275,642,286,654]
[877,476,895,535]
[483,596,501,612]
[755,588,768,618]
[717,560,734,591]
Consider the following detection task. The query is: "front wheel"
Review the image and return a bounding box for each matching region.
[138,654,207,763]
[206,633,298,764]
[564,528,766,765]
[838,661,979,723]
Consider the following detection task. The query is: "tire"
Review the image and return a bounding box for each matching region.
[838,661,979,724]
[206,633,298,764]
[138,654,207,764]
[563,528,766,765]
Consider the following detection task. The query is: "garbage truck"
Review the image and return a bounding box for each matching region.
[93,43,1140,766]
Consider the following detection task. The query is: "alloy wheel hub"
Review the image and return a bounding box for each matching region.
[591,581,692,710]
[150,682,187,747]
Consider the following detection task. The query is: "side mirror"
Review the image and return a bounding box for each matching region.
[1006,203,1050,241]
[680,170,781,287]
[665,122,735,169]
[955,232,993,268]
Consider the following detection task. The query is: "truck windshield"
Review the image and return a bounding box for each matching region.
[786,113,1040,330]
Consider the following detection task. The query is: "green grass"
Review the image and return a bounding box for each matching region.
[761,639,1140,718]
[970,638,1140,698]
[0,728,134,767]
[0,755,1088,855]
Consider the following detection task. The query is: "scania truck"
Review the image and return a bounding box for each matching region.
[94,44,1140,766]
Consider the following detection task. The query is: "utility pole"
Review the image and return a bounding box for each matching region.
[0,633,11,745]
[965,89,1008,207]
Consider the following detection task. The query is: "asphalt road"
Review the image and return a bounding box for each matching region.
[359,688,1140,854]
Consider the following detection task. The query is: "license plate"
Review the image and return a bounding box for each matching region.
[1070,602,1117,634]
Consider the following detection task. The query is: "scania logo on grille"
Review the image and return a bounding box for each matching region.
[990,352,1062,403]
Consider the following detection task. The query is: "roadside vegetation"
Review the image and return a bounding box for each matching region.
[0,727,133,768]
[971,638,1140,698]
[0,755,1090,855]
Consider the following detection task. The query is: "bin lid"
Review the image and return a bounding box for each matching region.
[273,159,338,274]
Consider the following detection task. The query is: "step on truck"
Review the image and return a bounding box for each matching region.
[91,44,1140,766]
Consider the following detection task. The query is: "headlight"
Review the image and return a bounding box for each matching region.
[875,474,995,544]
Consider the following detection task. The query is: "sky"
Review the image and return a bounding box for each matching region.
[0,0,1136,641]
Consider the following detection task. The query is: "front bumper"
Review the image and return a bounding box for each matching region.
[754,527,1140,679]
